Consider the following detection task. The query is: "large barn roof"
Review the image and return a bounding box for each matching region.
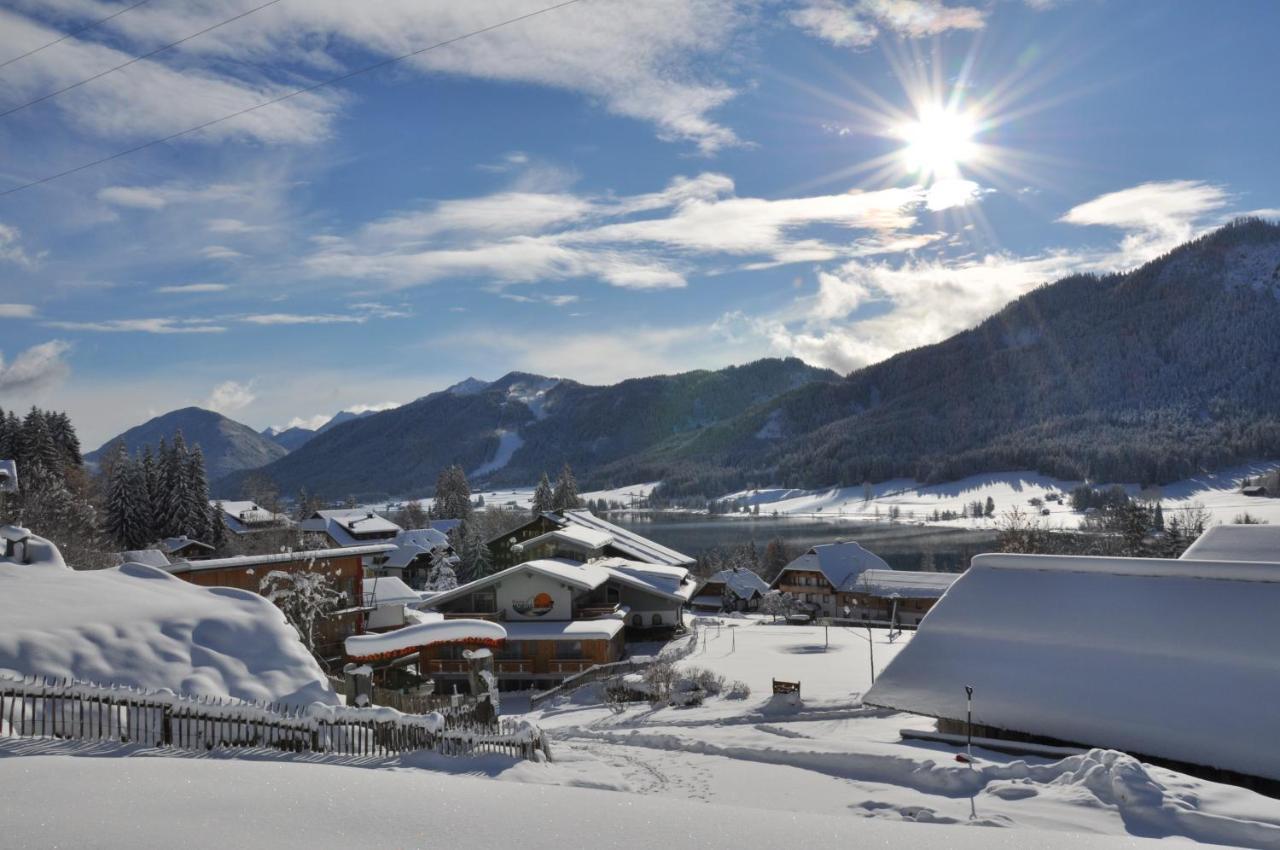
[864,551,1280,782]
[556,510,694,567]
[854,569,958,598]
[776,541,890,591]
[1179,523,1280,562]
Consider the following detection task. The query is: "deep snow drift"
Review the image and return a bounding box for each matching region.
[0,560,337,705]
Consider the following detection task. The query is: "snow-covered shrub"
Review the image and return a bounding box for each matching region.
[725,680,751,700]
[642,657,678,702]
[680,667,726,697]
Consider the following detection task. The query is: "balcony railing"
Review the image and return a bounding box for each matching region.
[547,659,594,675]
[441,611,503,621]
[423,659,469,674]
[495,659,533,675]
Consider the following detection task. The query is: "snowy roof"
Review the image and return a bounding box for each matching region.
[344,619,507,660]
[518,526,615,552]
[596,557,696,602]
[159,536,215,554]
[117,549,171,569]
[424,557,693,612]
[426,518,462,535]
[553,510,694,567]
[0,560,336,705]
[776,541,890,591]
[362,576,421,607]
[212,500,293,534]
[865,552,1280,782]
[0,459,16,494]
[501,619,625,641]
[311,508,401,535]
[165,544,396,574]
[853,569,958,598]
[703,567,770,600]
[1179,524,1280,563]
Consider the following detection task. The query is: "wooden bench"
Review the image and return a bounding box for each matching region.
[772,679,801,696]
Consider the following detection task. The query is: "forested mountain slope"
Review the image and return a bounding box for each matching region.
[616,219,1280,497]
[87,408,287,481]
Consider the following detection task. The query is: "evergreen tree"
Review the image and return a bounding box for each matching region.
[20,408,61,474]
[140,445,159,542]
[0,408,18,459]
[984,496,996,517]
[430,464,473,521]
[531,472,554,516]
[48,412,82,468]
[551,462,582,511]
[208,501,228,551]
[160,432,192,539]
[104,443,150,550]
[184,445,213,541]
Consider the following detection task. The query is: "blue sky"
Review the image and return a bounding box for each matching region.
[1,0,1278,448]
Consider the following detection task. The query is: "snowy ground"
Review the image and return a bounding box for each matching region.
[0,738,1208,850]
[718,460,1280,530]
[517,616,1280,850]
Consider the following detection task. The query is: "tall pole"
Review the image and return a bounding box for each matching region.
[965,685,974,759]
[867,626,875,685]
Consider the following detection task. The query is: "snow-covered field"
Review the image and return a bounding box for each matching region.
[520,616,1280,849]
[719,460,1280,529]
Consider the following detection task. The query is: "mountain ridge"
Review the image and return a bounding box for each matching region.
[87,407,288,482]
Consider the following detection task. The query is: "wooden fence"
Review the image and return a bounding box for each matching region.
[325,675,487,720]
[0,675,549,762]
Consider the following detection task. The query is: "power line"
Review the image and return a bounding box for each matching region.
[0,0,155,72]
[0,0,588,199]
[0,0,286,119]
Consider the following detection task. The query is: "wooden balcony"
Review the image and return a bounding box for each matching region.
[495,659,534,675]
[547,659,594,675]
[441,611,503,622]
[423,659,469,674]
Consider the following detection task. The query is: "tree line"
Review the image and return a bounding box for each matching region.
[100,433,225,551]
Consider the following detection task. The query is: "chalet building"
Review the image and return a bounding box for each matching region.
[865,548,1280,791]
[841,569,958,627]
[419,556,696,688]
[488,509,695,571]
[301,509,457,590]
[162,543,395,660]
[770,540,892,620]
[300,508,401,546]
[692,567,770,612]
[158,535,215,560]
[210,500,294,536]
[363,575,425,631]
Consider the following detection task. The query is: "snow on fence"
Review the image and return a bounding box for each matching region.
[529,620,701,710]
[0,675,549,762]
[325,674,486,720]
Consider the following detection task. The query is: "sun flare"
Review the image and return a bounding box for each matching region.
[897,105,978,180]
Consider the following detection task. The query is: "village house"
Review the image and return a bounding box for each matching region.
[770,540,891,620]
[841,569,959,627]
[418,556,696,688]
[161,543,395,661]
[692,566,771,612]
[363,575,426,631]
[487,509,695,572]
[211,499,295,536]
[865,545,1280,792]
[158,535,215,560]
[300,509,458,590]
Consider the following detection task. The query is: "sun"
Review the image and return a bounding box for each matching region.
[896,105,978,181]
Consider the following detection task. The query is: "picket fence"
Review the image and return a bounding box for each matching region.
[0,675,550,762]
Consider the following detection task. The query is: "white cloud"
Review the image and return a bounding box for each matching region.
[1059,179,1231,265]
[0,9,340,145]
[789,0,985,48]
[200,245,245,261]
[0,340,72,393]
[204,380,256,414]
[305,173,931,291]
[0,304,38,318]
[4,0,748,153]
[43,317,227,334]
[0,223,38,268]
[723,178,1248,375]
[98,183,256,210]
[155,283,229,294]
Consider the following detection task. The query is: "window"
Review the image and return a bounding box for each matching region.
[472,591,496,613]
[631,614,642,627]
[556,640,583,659]
[651,614,663,626]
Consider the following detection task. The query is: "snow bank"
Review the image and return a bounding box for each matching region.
[0,743,1211,850]
[0,561,336,706]
[865,553,1280,781]
[344,619,507,659]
